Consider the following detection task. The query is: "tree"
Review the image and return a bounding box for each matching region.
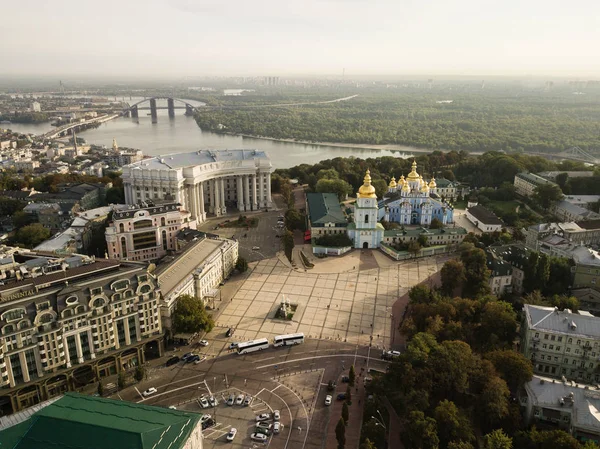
[407,241,422,258]
[316,178,353,201]
[486,350,533,392]
[346,385,352,404]
[460,245,491,298]
[285,208,305,231]
[434,400,474,446]
[484,429,512,449]
[134,364,146,382]
[172,294,215,334]
[478,376,510,428]
[282,229,294,262]
[105,186,124,204]
[13,223,51,248]
[335,417,346,449]
[405,410,440,449]
[117,371,126,390]
[360,439,377,449]
[97,382,104,396]
[342,401,349,424]
[12,210,32,228]
[534,183,563,210]
[430,217,443,229]
[476,301,518,351]
[371,178,388,199]
[349,365,356,387]
[235,257,248,273]
[440,260,466,296]
[418,235,429,247]
[448,442,474,449]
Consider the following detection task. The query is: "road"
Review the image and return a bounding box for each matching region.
[119,339,389,449]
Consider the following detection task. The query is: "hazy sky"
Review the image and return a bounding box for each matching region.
[3,0,599,77]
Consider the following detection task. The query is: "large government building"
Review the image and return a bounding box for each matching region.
[0,248,163,415]
[121,149,273,223]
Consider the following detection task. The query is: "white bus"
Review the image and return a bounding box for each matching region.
[273,333,305,347]
[237,338,270,355]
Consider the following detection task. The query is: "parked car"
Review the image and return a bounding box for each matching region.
[228,342,238,350]
[337,393,347,400]
[194,356,207,364]
[166,356,179,366]
[199,396,210,408]
[226,428,238,442]
[325,395,332,406]
[244,395,252,406]
[199,340,209,347]
[251,433,268,442]
[187,355,200,363]
[181,352,193,361]
[142,387,157,397]
[273,410,280,421]
[209,396,218,407]
[256,422,272,434]
[341,375,350,383]
[273,422,282,434]
[169,406,177,410]
[226,328,234,337]
[227,394,235,406]
[200,414,212,424]
[256,413,271,421]
[252,246,260,250]
[235,394,245,405]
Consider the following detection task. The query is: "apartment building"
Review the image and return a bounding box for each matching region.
[522,305,600,384]
[514,172,557,197]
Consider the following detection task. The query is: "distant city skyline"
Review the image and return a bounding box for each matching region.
[2,0,600,77]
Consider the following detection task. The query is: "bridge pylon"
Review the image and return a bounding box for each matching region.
[167,98,175,118]
[150,99,158,123]
[131,105,139,119]
[185,104,194,116]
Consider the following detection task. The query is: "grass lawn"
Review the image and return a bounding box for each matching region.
[453,200,468,209]
[487,200,520,215]
[220,216,259,228]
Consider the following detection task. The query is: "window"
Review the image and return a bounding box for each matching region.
[535,332,540,338]
[551,335,556,341]
[161,217,166,227]
[567,348,571,353]
[2,309,25,322]
[119,223,125,233]
[364,215,369,224]
[544,334,549,340]
[556,346,561,351]
[558,336,563,342]
[549,345,554,350]
[568,338,573,344]
[543,344,547,349]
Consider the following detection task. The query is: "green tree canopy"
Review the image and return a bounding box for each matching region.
[486,350,533,392]
[534,183,564,210]
[172,294,215,334]
[440,259,466,296]
[13,223,51,248]
[235,257,248,273]
[316,178,353,201]
[485,429,513,449]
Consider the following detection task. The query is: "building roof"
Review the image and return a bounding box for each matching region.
[524,304,600,339]
[515,172,556,186]
[526,375,600,433]
[0,393,200,449]
[576,219,600,230]
[538,171,595,180]
[132,149,270,170]
[33,227,81,252]
[306,193,347,226]
[113,202,181,220]
[571,246,600,267]
[433,177,456,188]
[554,200,600,220]
[383,226,467,238]
[564,195,600,206]
[487,243,531,270]
[466,205,504,226]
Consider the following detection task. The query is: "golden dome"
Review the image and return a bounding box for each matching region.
[429,177,437,188]
[388,177,397,188]
[407,160,420,180]
[402,182,410,192]
[358,169,377,198]
[399,175,405,183]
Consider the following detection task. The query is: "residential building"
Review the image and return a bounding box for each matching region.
[514,172,557,197]
[13,159,39,172]
[105,202,191,262]
[432,177,462,201]
[571,247,600,291]
[486,244,531,294]
[106,149,144,167]
[552,200,600,222]
[0,393,203,448]
[521,375,600,444]
[563,195,600,211]
[31,183,108,211]
[156,235,238,330]
[465,204,504,233]
[572,289,600,315]
[121,149,273,222]
[30,101,41,112]
[306,192,347,237]
[381,161,454,226]
[486,249,514,295]
[521,304,600,383]
[0,249,163,414]
[526,221,600,252]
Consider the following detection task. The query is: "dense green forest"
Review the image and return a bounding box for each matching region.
[195,87,600,154]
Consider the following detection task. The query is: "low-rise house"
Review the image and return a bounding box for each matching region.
[571,247,600,291]
[526,221,600,251]
[306,192,348,238]
[382,226,467,247]
[522,375,600,444]
[538,171,595,181]
[552,200,600,222]
[465,204,504,233]
[486,244,531,295]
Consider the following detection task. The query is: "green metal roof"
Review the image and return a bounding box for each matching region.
[0,393,201,449]
[383,226,467,237]
[306,193,347,225]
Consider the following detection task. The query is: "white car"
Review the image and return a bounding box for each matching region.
[168,406,177,410]
[273,422,282,434]
[209,396,218,407]
[194,356,207,364]
[252,246,260,250]
[199,340,209,347]
[226,428,238,442]
[325,395,332,406]
[226,394,235,406]
[235,394,245,405]
[251,433,268,442]
[244,395,252,406]
[200,414,212,424]
[199,397,210,408]
[142,387,157,397]
[273,410,280,421]
[256,413,271,422]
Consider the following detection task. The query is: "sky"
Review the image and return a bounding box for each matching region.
[3,0,600,78]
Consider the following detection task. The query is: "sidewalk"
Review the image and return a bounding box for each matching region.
[325,371,367,449]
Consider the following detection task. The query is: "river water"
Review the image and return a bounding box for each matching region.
[6,98,420,168]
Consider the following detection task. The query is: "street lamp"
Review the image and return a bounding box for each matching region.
[371,416,386,429]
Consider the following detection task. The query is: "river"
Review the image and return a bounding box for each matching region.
[5,98,421,168]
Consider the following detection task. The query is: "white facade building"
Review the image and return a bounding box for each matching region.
[121,149,273,224]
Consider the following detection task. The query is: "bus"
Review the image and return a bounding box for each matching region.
[273,333,305,347]
[237,338,270,355]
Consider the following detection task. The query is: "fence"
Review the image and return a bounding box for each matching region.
[312,245,352,256]
[380,243,454,261]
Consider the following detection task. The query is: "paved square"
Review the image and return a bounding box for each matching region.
[216,255,445,349]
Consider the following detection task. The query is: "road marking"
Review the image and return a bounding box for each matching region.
[255,356,276,362]
[134,387,144,400]
[271,384,282,393]
[256,354,388,370]
[137,380,206,403]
